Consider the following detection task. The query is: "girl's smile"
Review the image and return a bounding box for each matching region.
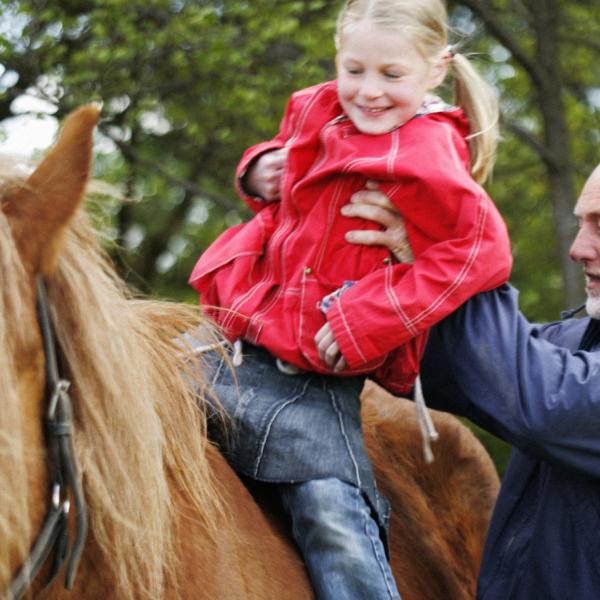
[336,21,447,135]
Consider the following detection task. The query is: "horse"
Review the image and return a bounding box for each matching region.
[1,105,499,599]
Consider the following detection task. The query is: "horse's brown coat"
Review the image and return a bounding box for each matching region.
[363,382,500,600]
[1,106,499,599]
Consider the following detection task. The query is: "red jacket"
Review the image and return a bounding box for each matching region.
[189,81,512,394]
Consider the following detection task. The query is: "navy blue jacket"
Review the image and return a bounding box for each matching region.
[421,284,600,599]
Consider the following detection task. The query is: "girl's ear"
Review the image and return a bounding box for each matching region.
[428,56,449,90]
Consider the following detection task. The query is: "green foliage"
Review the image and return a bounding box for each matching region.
[448,0,600,319]
[465,420,512,478]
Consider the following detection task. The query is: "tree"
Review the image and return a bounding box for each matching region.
[1,0,599,318]
[451,0,600,314]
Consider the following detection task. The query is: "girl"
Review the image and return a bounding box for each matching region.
[190,1,512,598]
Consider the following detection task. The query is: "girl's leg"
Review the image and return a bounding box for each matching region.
[279,478,401,600]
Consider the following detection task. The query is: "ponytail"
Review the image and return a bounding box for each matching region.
[450,52,499,184]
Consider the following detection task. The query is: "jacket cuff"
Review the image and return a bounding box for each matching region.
[326,301,396,368]
[236,141,285,212]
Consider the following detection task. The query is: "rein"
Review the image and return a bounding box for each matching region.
[7,276,88,599]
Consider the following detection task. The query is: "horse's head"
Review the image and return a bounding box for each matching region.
[1,105,100,424]
[1,106,224,599]
[0,106,100,595]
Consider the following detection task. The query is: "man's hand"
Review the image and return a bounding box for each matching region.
[314,181,412,372]
[315,322,347,372]
[341,181,414,263]
[244,147,288,202]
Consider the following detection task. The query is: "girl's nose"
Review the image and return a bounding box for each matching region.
[359,75,383,99]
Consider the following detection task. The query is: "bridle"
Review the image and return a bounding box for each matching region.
[7,276,88,599]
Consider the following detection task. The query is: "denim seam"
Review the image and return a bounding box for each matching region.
[355,487,399,599]
[230,386,257,467]
[210,354,225,387]
[253,376,313,478]
[328,385,362,488]
[281,486,303,555]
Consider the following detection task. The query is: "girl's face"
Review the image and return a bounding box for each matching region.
[336,20,447,135]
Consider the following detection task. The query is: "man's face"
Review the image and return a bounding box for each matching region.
[570,165,600,317]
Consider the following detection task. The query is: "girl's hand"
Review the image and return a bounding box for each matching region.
[341,180,414,263]
[314,322,347,372]
[244,147,288,202]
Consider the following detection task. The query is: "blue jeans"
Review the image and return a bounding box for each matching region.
[200,341,399,598]
[279,478,401,600]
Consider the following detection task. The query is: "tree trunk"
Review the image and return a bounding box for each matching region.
[457,0,585,308]
[525,0,583,307]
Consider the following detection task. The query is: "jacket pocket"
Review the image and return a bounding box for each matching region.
[298,269,386,373]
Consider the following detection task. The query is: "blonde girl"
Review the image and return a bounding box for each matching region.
[191,1,511,598]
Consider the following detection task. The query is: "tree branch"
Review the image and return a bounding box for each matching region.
[503,118,558,170]
[106,133,247,215]
[492,159,540,178]
[559,33,600,54]
[456,0,545,89]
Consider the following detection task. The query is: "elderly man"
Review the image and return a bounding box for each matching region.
[342,166,600,599]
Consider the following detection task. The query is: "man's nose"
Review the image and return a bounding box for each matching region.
[570,226,597,263]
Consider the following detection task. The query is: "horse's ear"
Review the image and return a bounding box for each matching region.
[4,104,100,275]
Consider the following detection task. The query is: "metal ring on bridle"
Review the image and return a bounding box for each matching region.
[48,379,71,420]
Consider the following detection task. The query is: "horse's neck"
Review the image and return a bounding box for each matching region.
[6,345,49,588]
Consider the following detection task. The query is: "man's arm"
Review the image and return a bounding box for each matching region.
[421,284,600,478]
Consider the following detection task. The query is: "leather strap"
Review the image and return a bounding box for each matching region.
[6,276,88,599]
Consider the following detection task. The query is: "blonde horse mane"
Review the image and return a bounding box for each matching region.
[0,167,225,599]
[0,171,34,593]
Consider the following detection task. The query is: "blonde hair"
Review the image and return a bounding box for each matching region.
[335,0,498,183]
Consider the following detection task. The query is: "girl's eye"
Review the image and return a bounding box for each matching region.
[346,67,363,75]
[384,72,404,79]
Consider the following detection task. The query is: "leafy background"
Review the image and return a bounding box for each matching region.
[2,0,600,474]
